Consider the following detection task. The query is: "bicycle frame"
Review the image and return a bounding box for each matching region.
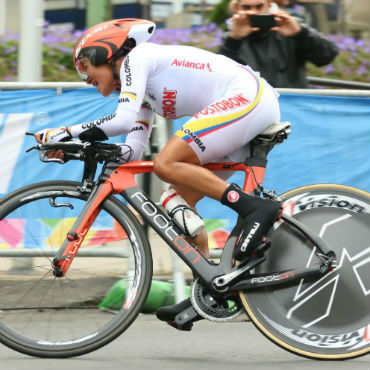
[52,161,260,282]
[52,157,336,294]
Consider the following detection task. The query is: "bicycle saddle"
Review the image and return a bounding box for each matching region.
[257,121,292,142]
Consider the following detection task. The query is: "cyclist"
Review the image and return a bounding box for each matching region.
[34,18,282,331]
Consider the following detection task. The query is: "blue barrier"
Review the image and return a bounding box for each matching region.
[0,88,368,249]
[0,89,368,199]
[173,93,370,224]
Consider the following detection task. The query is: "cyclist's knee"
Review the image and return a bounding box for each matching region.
[153,156,172,182]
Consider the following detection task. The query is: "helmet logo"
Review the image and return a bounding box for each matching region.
[76,24,110,58]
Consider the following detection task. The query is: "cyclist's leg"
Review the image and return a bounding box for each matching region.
[169,184,209,258]
[154,138,229,200]
[154,83,282,257]
[155,83,282,328]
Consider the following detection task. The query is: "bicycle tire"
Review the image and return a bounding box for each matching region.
[239,184,370,360]
[0,181,153,358]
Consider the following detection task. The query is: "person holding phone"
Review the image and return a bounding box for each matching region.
[219,0,338,88]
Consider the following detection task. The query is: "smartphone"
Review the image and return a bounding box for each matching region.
[250,14,277,31]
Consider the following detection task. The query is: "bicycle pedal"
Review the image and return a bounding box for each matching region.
[173,305,199,329]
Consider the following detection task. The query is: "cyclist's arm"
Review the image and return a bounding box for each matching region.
[69,105,138,141]
[121,102,155,161]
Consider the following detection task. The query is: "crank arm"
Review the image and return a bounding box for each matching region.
[213,255,266,291]
[230,264,330,291]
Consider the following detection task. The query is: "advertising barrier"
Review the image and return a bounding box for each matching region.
[0,88,369,251]
[173,93,370,248]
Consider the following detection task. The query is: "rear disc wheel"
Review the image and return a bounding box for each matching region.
[239,184,370,360]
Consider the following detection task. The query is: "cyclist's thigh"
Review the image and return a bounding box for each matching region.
[175,83,280,165]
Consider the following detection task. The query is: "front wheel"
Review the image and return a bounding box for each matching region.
[0,181,153,358]
[239,184,370,360]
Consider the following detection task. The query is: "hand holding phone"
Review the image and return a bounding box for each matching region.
[229,11,261,39]
[250,15,277,32]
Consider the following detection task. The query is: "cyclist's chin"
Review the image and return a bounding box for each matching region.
[98,85,114,97]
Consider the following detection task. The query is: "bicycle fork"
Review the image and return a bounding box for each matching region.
[52,182,113,277]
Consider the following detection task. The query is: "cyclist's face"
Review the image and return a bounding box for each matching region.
[82,59,115,97]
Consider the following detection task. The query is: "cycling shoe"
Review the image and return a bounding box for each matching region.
[156,298,201,331]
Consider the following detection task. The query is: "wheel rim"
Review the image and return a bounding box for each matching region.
[0,188,149,354]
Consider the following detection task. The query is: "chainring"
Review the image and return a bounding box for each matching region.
[190,277,244,322]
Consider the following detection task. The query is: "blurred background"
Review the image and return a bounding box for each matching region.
[0,0,369,84]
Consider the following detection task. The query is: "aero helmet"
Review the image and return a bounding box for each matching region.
[73,19,155,87]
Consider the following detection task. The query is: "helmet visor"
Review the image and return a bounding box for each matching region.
[74,49,97,81]
[75,58,88,81]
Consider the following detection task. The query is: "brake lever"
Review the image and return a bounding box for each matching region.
[26,144,41,153]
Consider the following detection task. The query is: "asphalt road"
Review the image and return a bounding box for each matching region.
[0,314,369,370]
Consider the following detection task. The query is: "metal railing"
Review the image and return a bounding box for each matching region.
[0,81,369,97]
[307,77,370,90]
[0,247,130,258]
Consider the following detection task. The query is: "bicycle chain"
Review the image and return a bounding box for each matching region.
[190,278,244,323]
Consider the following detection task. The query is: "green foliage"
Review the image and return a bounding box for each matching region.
[209,0,232,29]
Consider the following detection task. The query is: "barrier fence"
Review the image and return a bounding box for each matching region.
[0,83,369,303]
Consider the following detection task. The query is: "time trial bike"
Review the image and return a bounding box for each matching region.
[0,122,369,359]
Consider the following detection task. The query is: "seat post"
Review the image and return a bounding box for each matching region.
[244,139,273,168]
[245,122,291,167]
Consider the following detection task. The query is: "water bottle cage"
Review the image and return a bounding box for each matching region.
[169,205,202,237]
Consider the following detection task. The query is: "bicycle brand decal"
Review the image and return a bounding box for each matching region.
[282,193,370,216]
[124,288,137,309]
[258,309,370,350]
[38,332,99,346]
[130,191,200,263]
[250,271,294,284]
[64,226,89,261]
[363,325,370,342]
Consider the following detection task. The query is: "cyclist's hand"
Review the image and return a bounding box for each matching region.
[44,149,65,162]
[35,127,72,144]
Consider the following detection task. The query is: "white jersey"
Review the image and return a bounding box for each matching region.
[117,42,260,117]
[70,43,280,163]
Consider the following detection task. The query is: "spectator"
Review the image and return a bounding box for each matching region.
[218,0,338,88]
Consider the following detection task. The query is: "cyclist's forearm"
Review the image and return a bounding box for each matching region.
[69,108,137,140]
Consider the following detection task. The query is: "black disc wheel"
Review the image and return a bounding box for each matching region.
[239,184,370,360]
[0,181,152,358]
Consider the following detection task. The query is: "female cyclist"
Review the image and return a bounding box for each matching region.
[35,18,282,330]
